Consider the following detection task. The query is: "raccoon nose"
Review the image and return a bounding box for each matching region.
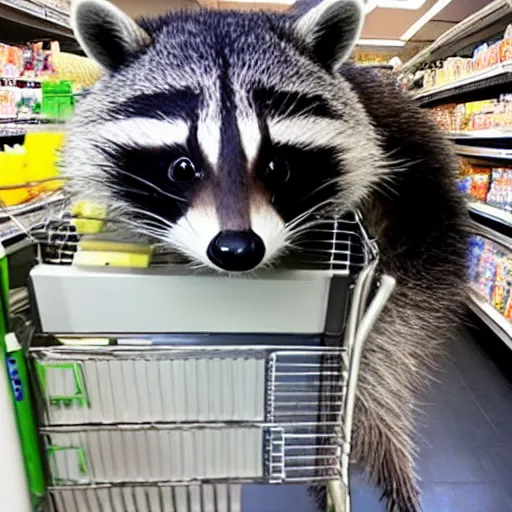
[207,230,265,272]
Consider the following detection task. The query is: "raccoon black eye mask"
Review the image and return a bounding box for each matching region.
[65,0,468,510]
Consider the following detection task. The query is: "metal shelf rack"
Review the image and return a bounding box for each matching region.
[403,0,512,350]
[0,0,78,53]
[468,287,512,352]
[468,202,512,251]
[413,62,512,108]
[455,144,512,162]
[402,0,512,75]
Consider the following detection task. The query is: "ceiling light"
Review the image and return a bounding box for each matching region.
[357,39,406,47]
[225,0,296,3]
[401,0,454,41]
[377,0,427,8]
[363,0,377,13]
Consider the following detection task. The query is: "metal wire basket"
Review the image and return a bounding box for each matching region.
[18,196,394,512]
[26,201,376,276]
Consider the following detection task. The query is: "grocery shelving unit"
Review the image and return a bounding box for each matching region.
[413,62,512,108]
[0,0,76,51]
[468,287,512,351]
[403,0,512,349]
[402,0,512,76]
[448,129,512,140]
[454,144,512,162]
[447,131,512,163]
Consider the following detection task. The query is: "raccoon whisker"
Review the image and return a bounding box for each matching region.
[176,201,203,244]
[115,186,153,197]
[132,221,169,237]
[284,198,338,231]
[284,223,333,244]
[126,206,176,231]
[104,216,167,241]
[300,177,340,203]
[107,211,162,231]
[111,168,187,203]
[284,216,337,238]
[286,217,332,233]
[132,217,171,234]
[285,218,331,235]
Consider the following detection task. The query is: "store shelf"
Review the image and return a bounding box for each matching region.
[468,203,512,252]
[413,62,512,108]
[469,201,512,226]
[0,0,77,53]
[0,121,46,137]
[468,288,512,351]
[402,0,512,74]
[455,144,512,162]
[448,129,512,140]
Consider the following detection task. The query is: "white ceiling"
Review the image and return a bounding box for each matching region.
[112,0,499,59]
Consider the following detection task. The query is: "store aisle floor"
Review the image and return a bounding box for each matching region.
[351,322,512,512]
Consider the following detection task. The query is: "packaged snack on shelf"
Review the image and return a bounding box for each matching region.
[504,290,512,321]
[502,25,512,62]
[471,172,490,202]
[0,79,18,118]
[0,145,29,207]
[408,24,512,95]
[23,131,65,193]
[468,236,485,283]
[492,168,512,210]
[457,176,473,195]
[457,161,491,202]
[473,43,489,72]
[488,42,501,67]
[492,256,512,313]
[16,80,42,119]
[476,240,501,300]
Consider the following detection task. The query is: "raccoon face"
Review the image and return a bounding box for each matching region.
[66,0,384,272]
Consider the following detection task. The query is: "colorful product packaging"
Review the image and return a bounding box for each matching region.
[476,241,501,300]
[492,256,512,313]
[468,236,485,283]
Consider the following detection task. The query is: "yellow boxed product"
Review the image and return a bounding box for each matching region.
[23,131,65,194]
[73,249,152,268]
[70,200,107,234]
[0,151,30,207]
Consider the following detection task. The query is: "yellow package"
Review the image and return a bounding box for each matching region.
[0,151,30,207]
[70,200,107,234]
[23,131,65,194]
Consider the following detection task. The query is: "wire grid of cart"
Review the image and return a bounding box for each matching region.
[21,203,395,512]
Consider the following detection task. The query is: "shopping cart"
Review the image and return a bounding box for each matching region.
[20,202,395,512]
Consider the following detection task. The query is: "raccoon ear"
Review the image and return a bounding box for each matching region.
[293,0,364,72]
[71,0,151,71]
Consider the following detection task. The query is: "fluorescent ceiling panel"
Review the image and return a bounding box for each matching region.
[225,0,296,3]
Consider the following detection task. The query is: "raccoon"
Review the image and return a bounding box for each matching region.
[65,0,467,510]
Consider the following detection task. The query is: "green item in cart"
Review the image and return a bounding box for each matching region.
[5,334,46,507]
[0,244,46,507]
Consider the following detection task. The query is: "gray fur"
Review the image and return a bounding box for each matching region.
[65,1,468,510]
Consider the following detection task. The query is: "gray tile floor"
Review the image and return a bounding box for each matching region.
[351,323,512,512]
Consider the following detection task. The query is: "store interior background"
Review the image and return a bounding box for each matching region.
[2,0,512,511]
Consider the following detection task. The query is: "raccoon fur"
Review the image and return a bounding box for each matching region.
[64,0,468,510]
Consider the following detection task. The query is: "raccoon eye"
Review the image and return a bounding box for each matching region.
[262,158,290,187]
[168,157,201,183]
